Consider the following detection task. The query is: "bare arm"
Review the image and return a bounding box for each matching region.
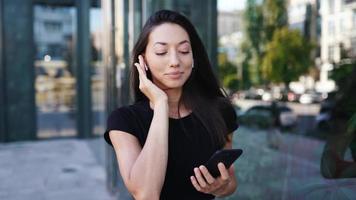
[110,100,169,200]
[110,55,170,200]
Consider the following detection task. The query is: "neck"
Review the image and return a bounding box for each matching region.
[165,88,182,109]
[149,87,191,118]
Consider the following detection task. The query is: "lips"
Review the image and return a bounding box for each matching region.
[165,71,183,79]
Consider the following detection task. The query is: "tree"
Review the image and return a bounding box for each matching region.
[218,59,239,94]
[261,27,313,88]
[241,0,289,86]
[263,0,288,42]
[243,0,264,85]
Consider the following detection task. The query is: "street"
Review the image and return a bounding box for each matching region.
[234,99,322,138]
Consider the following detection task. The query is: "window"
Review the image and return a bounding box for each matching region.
[344,0,356,4]
[339,18,344,33]
[328,0,335,14]
[328,45,334,61]
[351,37,356,56]
[34,5,77,138]
[44,21,62,32]
[353,10,356,29]
[328,20,335,36]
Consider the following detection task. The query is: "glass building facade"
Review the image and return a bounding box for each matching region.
[0,1,217,197]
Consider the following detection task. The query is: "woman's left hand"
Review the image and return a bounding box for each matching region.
[190,163,235,197]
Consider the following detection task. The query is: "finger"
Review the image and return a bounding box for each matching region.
[199,165,215,185]
[190,176,202,192]
[228,164,235,176]
[218,163,230,181]
[194,167,207,188]
[138,55,148,71]
[137,56,147,75]
[134,63,144,80]
[135,63,146,79]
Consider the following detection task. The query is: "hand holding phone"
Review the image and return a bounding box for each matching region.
[205,149,243,178]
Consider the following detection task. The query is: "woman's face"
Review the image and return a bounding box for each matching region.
[144,23,193,90]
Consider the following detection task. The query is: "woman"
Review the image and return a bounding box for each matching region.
[104,10,239,200]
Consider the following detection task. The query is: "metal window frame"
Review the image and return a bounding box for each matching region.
[32,0,96,139]
[0,0,5,142]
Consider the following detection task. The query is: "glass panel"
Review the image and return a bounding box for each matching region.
[217,0,356,199]
[90,3,105,135]
[34,5,77,138]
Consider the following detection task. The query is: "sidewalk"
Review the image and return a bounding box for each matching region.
[0,138,116,200]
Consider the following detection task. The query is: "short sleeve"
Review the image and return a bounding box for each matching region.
[220,101,239,134]
[104,107,137,146]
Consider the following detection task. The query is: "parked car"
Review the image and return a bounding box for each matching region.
[243,88,264,100]
[280,89,300,102]
[238,104,297,129]
[299,90,324,104]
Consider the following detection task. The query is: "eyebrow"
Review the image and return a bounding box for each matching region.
[153,40,190,46]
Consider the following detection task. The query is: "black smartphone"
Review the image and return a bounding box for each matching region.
[205,149,243,178]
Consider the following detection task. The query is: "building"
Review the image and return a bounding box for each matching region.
[288,0,320,41]
[218,10,243,37]
[288,0,322,92]
[318,0,356,92]
[0,0,219,197]
[218,10,244,64]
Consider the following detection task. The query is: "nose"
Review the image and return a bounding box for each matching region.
[169,51,179,68]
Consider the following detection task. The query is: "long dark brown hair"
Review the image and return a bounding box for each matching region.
[131,10,235,148]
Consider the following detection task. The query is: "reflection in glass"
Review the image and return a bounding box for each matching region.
[90,4,105,136]
[34,5,77,138]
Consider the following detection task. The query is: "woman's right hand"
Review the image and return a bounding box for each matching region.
[135,55,168,106]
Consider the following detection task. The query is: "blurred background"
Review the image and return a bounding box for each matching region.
[0,0,355,199]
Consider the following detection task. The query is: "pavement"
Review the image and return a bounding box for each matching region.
[1,127,356,200]
[0,138,116,200]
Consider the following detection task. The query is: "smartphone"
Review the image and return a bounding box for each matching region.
[205,149,243,178]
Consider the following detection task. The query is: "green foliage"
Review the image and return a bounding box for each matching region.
[244,0,264,56]
[241,0,289,86]
[223,74,239,92]
[241,0,314,88]
[261,27,313,86]
[263,0,288,42]
[330,63,354,88]
[218,60,239,92]
[243,0,265,85]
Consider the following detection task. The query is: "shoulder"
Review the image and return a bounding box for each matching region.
[105,100,150,146]
[108,100,148,119]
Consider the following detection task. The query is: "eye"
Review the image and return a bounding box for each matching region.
[180,51,190,55]
[155,52,167,56]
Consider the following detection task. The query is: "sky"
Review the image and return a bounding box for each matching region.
[218,0,246,11]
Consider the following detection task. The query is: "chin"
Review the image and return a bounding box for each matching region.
[160,80,186,89]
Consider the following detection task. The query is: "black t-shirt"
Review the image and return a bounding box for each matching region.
[104,100,239,200]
